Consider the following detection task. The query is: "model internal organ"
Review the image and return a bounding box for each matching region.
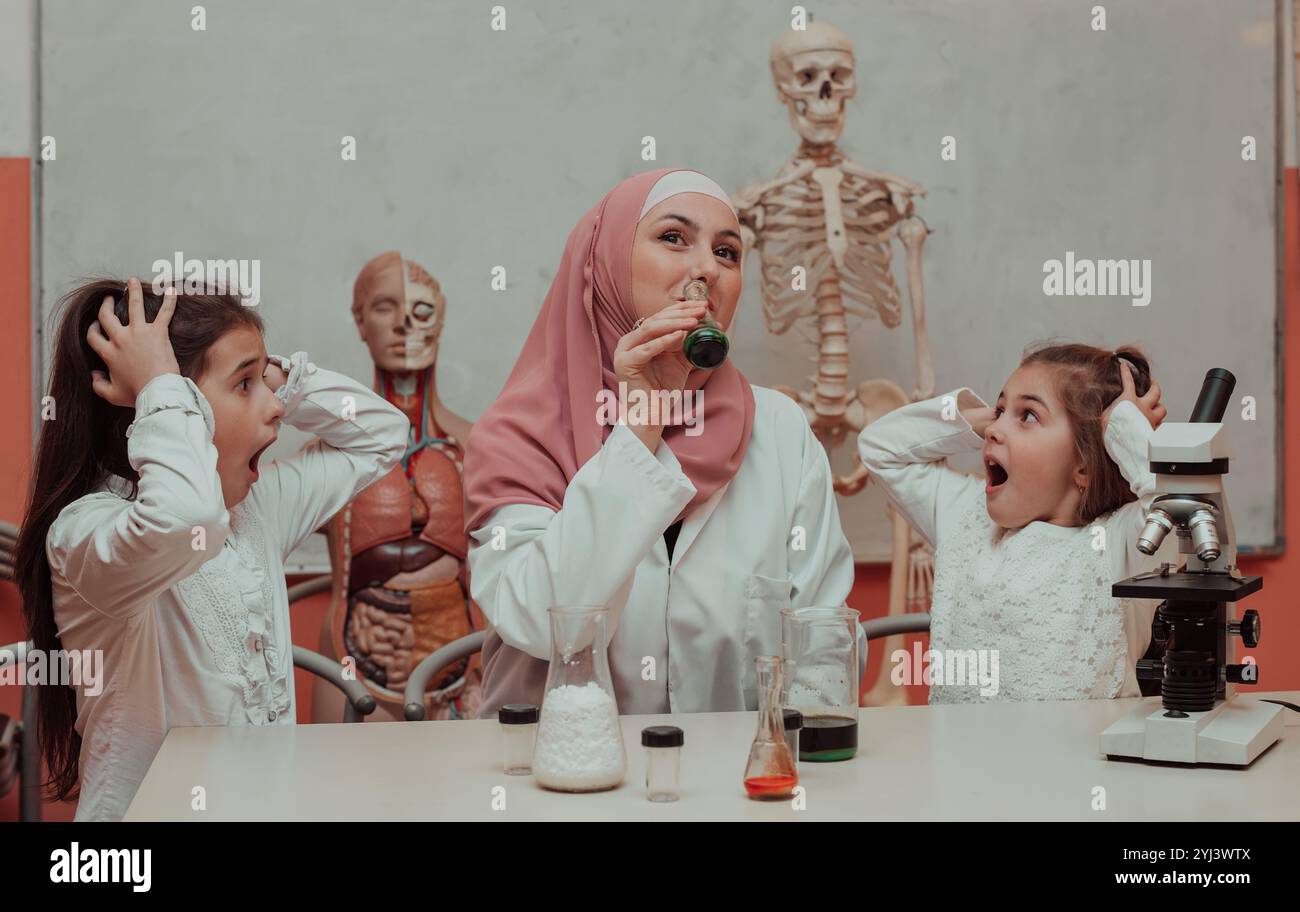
[317,251,482,721]
[336,432,472,693]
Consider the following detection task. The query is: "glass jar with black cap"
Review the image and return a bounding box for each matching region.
[641,725,684,802]
[498,703,539,775]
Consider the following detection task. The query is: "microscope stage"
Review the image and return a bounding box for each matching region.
[1112,572,1261,601]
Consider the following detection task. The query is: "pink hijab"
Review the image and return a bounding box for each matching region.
[463,167,756,535]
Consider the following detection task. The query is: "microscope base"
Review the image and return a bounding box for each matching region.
[1100,696,1284,766]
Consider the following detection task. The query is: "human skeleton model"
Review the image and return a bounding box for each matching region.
[733,22,936,705]
[312,251,484,722]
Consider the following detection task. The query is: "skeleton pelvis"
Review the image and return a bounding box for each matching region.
[779,377,909,445]
[848,378,910,430]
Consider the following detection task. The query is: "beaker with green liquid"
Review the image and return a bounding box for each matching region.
[780,606,860,762]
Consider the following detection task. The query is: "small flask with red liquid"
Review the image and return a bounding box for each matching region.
[743,655,799,800]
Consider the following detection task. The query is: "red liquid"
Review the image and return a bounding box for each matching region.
[744,774,798,800]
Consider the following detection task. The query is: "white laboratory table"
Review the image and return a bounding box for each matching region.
[124,691,1300,821]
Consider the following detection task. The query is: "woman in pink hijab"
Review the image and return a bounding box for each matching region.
[464,167,856,717]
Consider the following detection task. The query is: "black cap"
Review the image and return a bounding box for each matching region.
[783,707,803,731]
[641,725,684,747]
[498,703,539,724]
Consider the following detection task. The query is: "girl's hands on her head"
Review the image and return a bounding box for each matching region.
[262,356,289,394]
[960,405,998,438]
[1104,359,1166,433]
[86,278,181,407]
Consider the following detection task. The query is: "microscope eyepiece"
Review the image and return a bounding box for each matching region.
[1188,368,1235,423]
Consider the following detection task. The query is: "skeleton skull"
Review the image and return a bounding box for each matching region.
[769,21,856,145]
[352,251,446,373]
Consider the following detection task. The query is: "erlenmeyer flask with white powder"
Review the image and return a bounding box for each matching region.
[533,607,627,791]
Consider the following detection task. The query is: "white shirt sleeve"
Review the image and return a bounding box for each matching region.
[46,373,230,620]
[247,351,409,560]
[1100,399,1162,561]
[856,387,988,548]
[466,423,696,661]
[1100,398,1172,666]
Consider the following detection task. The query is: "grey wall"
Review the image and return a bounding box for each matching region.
[39,0,1281,561]
[0,0,36,157]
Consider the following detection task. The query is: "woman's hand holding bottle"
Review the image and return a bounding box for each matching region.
[612,300,706,452]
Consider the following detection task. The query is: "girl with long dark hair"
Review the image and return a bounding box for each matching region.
[13,277,407,819]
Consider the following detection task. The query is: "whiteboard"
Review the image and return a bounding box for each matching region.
[38,0,1282,563]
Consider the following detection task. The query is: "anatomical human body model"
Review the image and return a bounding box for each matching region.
[733,21,936,705]
[312,251,485,722]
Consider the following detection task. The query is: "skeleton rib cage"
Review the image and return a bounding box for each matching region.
[747,168,915,336]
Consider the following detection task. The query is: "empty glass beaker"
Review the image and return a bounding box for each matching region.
[781,606,859,762]
[533,607,627,792]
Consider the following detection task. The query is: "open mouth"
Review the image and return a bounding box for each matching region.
[985,455,1009,490]
[248,439,275,479]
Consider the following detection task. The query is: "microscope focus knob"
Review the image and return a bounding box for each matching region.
[1229,610,1261,649]
[1226,663,1259,685]
[1151,615,1170,644]
[1135,658,1164,681]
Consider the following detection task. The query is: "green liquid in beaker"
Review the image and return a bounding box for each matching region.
[799,716,858,762]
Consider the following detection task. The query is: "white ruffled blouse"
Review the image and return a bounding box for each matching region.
[46,352,408,821]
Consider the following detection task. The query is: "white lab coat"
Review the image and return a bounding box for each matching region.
[467,385,861,717]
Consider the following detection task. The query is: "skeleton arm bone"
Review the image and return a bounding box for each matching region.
[898,216,934,401]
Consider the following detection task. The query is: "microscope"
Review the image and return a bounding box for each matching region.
[1100,368,1284,766]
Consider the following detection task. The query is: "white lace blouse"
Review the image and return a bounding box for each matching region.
[857,387,1180,704]
[46,352,408,821]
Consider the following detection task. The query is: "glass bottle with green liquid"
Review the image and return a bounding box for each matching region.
[681,279,729,370]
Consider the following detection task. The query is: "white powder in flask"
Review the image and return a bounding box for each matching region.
[533,682,625,791]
